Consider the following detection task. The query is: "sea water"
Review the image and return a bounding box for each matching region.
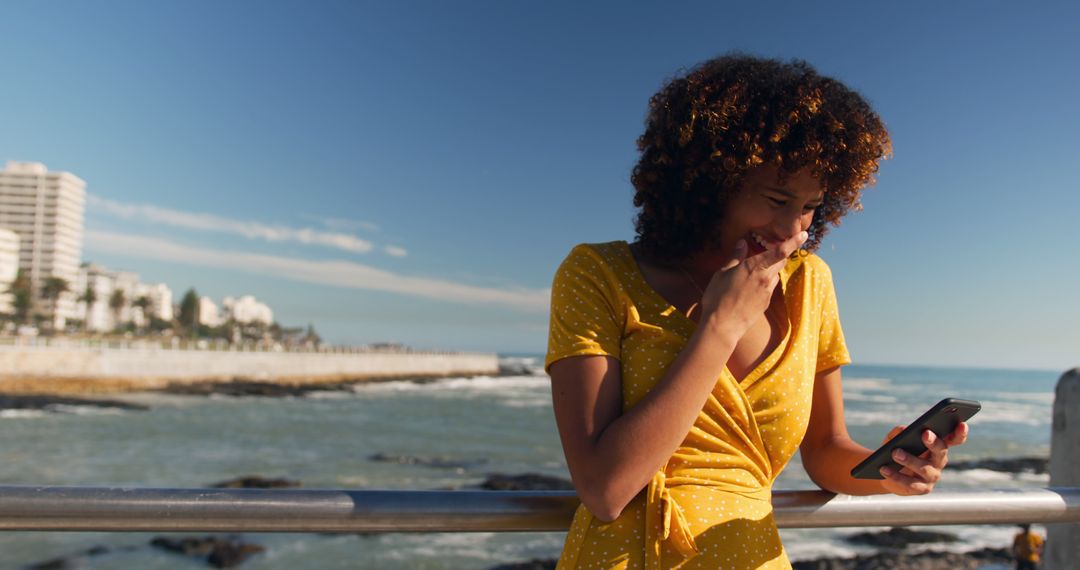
[0,358,1060,569]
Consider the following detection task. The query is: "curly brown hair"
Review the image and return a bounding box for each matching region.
[632,53,892,260]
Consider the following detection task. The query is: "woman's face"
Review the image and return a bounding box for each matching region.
[715,166,824,258]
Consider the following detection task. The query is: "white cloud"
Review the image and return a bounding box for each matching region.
[88,195,375,254]
[300,213,381,233]
[384,245,408,258]
[84,230,549,313]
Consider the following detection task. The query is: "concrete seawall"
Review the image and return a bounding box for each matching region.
[0,346,500,394]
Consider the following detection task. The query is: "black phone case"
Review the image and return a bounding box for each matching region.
[850,397,981,480]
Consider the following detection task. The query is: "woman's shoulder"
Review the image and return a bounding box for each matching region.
[559,241,633,272]
[785,250,837,283]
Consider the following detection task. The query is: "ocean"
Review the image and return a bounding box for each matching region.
[0,358,1063,569]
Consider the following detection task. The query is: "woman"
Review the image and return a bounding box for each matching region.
[546,54,969,569]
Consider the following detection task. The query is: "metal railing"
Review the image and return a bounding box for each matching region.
[0,486,1077,532]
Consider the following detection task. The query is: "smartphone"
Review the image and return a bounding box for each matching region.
[850,397,981,480]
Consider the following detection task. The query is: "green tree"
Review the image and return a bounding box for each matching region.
[178,288,199,337]
[303,322,321,347]
[78,283,97,331]
[40,277,70,332]
[6,270,33,324]
[133,295,152,333]
[108,289,126,331]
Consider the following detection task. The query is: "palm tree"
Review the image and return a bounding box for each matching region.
[40,277,70,332]
[78,283,97,331]
[133,295,152,333]
[108,289,126,331]
[6,270,33,325]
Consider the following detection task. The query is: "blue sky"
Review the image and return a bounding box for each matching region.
[1,1,1077,371]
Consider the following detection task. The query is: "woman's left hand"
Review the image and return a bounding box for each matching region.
[878,422,970,495]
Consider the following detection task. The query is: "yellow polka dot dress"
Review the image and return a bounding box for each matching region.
[546,242,851,569]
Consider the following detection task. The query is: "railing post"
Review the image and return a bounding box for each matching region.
[1047,367,1080,570]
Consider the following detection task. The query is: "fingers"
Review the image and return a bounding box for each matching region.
[879,465,934,495]
[752,231,809,271]
[944,422,969,447]
[879,424,971,497]
[722,239,747,271]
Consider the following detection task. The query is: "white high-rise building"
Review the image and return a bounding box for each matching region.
[0,228,19,314]
[0,161,86,327]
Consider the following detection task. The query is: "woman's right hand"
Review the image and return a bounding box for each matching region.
[698,230,809,340]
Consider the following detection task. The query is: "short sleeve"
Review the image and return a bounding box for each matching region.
[545,244,624,373]
[814,259,852,372]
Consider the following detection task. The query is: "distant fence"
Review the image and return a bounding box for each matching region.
[0,335,464,355]
[0,337,501,391]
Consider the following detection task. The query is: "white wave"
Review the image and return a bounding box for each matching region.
[968,402,1049,426]
[949,468,1019,483]
[354,375,550,396]
[380,532,501,561]
[843,393,898,403]
[784,539,862,561]
[842,377,894,390]
[988,391,1054,405]
[1017,471,1051,484]
[501,397,552,408]
[498,355,546,376]
[0,409,48,419]
[305,390,356,400]
[46,404,128,416]
[436,376,549,391]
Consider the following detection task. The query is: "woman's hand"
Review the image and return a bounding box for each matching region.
[698,231,808,339]
[878,422,970,495]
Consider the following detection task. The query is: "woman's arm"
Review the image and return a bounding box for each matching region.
[550,321,738,521]
[800,366,970,496]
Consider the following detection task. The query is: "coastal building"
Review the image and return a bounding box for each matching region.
[74,264,174,331]
[134,282,173,323]
[197,296,222,327]
[221,295,273,325]
[0,161,86,328]
[0,228,19,315]
[73,263,113,331]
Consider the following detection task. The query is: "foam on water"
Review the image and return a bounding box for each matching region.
[969,401,1050,426]
[0,409,49,419]
[944,469,1049,487]
[47,405,128,416]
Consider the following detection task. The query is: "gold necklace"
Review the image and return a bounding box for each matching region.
[677,263,705,318]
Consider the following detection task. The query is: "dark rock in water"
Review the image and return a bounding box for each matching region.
[26,545,114,569]
[368,452,488,470]
[27,558,74,570]
[844,527,959,548]
[210,475,300,489]
[0,395,148,412]
[480,473,574,491]
[489,558,557,570]
[948,456,1048,474]
[792,546,1011,569]
[163,380,351,398]
[150,536,264,568]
